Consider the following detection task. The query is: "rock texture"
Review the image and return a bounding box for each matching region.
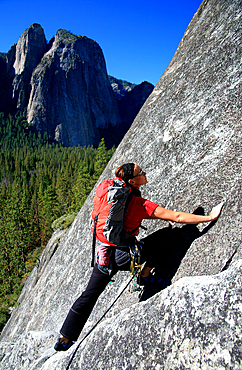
[40,260,242,370]
[0,0,241,368]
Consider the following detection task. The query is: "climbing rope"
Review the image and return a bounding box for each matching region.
[66,273,135,370]
[66,240,143,369]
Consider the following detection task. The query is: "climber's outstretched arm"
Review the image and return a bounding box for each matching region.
[148,202,224,224]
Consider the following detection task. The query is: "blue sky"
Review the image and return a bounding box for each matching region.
[0,0,202,86]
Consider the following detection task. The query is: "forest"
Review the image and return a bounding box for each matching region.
[0,112,115,331]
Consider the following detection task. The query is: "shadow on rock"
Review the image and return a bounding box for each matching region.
[139,207,217,302]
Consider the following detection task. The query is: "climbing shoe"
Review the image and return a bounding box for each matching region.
[140,273,163,286]
[54,337,74,351]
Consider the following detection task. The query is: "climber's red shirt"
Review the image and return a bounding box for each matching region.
[123,196,158,235]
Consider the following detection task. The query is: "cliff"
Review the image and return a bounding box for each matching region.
[0,0,241,368]
[12,24,47,111]
[27,29,123,148]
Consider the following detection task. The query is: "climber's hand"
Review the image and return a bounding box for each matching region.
[209,202,224,221]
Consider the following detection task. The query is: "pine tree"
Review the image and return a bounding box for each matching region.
[71,162,95,212]
[38,185,60,244]
[0,114,116,331]
[94,138,109,179]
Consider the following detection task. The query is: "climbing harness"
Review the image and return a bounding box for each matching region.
[65,273,136,370]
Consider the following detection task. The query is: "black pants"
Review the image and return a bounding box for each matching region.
[60,235,163,341]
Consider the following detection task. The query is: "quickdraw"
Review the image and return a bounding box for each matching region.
[129,240,143,291]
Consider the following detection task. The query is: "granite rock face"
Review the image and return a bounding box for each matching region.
[0,0,241,368]
[38,260,242,370]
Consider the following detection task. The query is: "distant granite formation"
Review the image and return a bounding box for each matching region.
[12,24,47,111]
[108,75,137,99]
[108,77,154,137]
[2,24,48,114]
[0,54,13,113]
[27,29,122,148]
[118,81,154,127]
[0,0,241,369]
[0,26,153,148]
